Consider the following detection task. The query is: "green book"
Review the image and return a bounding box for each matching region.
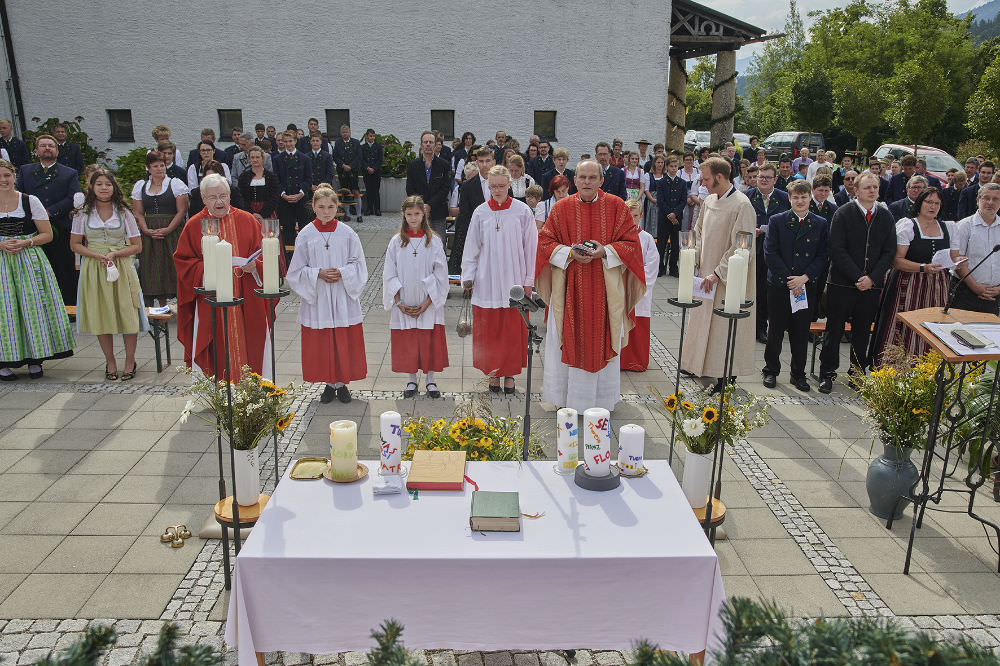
[470,491,520,532]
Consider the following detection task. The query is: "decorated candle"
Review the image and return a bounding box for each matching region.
[556,408,579,472]
[678,248,695,303]
[201,235,218,291]
[618,424,645,476]
[379,411,402,476]
[329,420,359,480]
[582,407,612,477]
[262,236,280,294]
[724,250,748,314]
[215,239,233,303]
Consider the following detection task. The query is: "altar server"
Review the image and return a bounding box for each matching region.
[619,199,659,371]
[382,196,449,398]
[461,165,538,394]
[286,184,367,404]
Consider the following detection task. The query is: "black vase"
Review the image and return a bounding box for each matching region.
[866,443,920,520]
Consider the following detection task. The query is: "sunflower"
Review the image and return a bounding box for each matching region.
[261,380,277,391]
[702,407,718,424]
[681,400,695,411]
[267,388,286,398]
[275,413,295,432]
[664,394,678,411]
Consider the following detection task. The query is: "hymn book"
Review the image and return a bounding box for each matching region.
[470,491,521,532]
[405,450,467,491]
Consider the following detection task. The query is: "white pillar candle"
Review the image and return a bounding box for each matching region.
[330,420,359,480]
[582,408,612,477]
[215,239,233,303]
[678,248,696,303]
[556,408,579,472]
[201,235,218,291]
[379,411,402,476]
[618,424,645,475]
[724,251,748,314]
[262,236,280,294]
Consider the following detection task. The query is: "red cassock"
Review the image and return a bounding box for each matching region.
[619,313,651,371]
[535,191,646,373]
[174,207,270,380]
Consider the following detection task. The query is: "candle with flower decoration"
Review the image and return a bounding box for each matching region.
[617,424,645,475]
[329,420,358,480]
[582,407,612,477]
[556,408,579,473]
[379,411,402,475]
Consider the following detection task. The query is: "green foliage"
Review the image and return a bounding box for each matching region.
[115,146,152,193]
[628,596,1000,664]
[378,134,416,179]
[24,117,109,168]
[366,620,423,666]
[971,9,1000,43]
[788,68,833,132]
[957,138,997,162]
[967,51,1000,156]
[27,623,221,666]
[742,0,804,137]
[33,625,116,666]
[886,55,949,147]
[685,58,715,131]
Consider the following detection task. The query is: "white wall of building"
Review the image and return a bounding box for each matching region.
[8,0,670,164]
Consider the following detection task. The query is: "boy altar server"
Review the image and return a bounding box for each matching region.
[619,198,659,371]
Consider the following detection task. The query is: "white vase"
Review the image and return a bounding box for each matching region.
[233,447,261,507]
[681,450,714,509]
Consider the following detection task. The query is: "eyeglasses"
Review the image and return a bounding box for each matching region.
[203,194,229,202]
[757,175,775,181]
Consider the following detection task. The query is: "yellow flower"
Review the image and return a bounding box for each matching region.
[267,388,286,398]
[664,394,678,412]
[275,413,294,432]
[470,451,478,459]
[681,400,694,411]
[702,407,718,424]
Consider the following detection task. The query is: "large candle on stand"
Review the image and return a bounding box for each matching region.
[724,250,748,314]
[678,231,696,303]
[261,219,280,294]
[330,420,359,480]
[379,411,402,476]
[201,235,218,290]
[582,408,612,477]
[618,424,645,475]
[215,239,233,302]
[556,408,579,472]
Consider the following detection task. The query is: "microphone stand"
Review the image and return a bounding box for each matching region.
[510,296,543,461]
[942,244,1000,316]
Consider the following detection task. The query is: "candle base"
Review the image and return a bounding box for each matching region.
[323,462,368,483]
[206,297,245,309]
[712,307,752,320]
[553,462,578,476]
[253,288,291,299]
[574,464,621,491]
[667,298,704,309]
[193,287,216,297]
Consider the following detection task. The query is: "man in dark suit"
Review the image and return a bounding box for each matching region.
[528,141,555,183]
[222,127,242,166]
[254,123,267,148]
[406,131,453,250]
[747,163,790,342]
[492,130,508,165]
[331,124,363,220]
[306,132,336,196]
[808,175,839,321]
[656,155,688,277]
[818,172,897,393]
[435,131,452,169]
[775,156,793,192]
[361,129,383,216]
[886,154,917,203]
[594,142,626,199]
[187,129,227,167]
[0,119,30,168]
[51,124,83,174]
[274,130,312,251]
[442,146,494,275]
[16,134,81,304]
[834,171,857,206]
[888,175,926,222]
[959,161,995,219]
[296,118,330,154]
[915,158,942,189]
[540,148,575,196]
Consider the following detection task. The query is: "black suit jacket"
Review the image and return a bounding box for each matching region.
[405,156,451,220]
[16,162,81,228]
[958,184,979,220]
[331,138,362,171]
[56,142,83,173]
[540,168,576,196]
[187,147,228,168]
[456,176,486,231]
[297,135,330,154]
[834,189,852,207]
[1,136,30,168]
[237,169,280,218]
[306,150,336,188]
[827,203,897,289]
[527,155,554,183]
[888,197,914,222]
[600,165,626,199]
[361,141,383,175]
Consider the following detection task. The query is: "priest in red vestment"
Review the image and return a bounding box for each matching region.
[535,160,646,412]
[174,173,270,381]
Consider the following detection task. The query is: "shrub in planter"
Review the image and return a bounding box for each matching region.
[377,133,416,178]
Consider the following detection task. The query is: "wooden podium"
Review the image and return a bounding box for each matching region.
[896,308,1000,574]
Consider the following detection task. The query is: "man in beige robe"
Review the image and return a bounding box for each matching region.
[681,157,757,392]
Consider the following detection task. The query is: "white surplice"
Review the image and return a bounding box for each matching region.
[635,229,659,317]
[382,233,449,330]
[286,222,367,328]
[460,199,538,308]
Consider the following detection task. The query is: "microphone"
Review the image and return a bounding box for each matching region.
[509,285,539,312]
[943,244,1000,315]
[529,289,546,309]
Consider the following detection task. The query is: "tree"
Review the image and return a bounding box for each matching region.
[788,68,833,132]
[885,55,949,148]
[967,51,1000,156]
[685,57,715,130]
[743,0,806,136]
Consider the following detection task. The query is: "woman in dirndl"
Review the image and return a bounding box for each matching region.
[131,150,188,306]
[870,187,954,366]
[70,168,147,381]
[0,158,74,380]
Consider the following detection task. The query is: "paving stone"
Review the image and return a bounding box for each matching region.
[938,616,963,629]
[26,632,59,648]
[458,654,484,666]
[283,653,311,665]
[484,653,513,666]
[57,619,88,632]
[116,633,142,647]
[514,654,540,666]
[2,620,31,634]
[0,633,30,651]
[345,652,368,666]
[593,653,623,666]
[108,647,138,666]
[968,628,998,647]
[911,616,939,629]
[569,650,594,666]
[313,655,340,665]
[29,620,58,633]
[539,652,569,666]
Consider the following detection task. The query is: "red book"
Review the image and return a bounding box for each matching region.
[405,450,467,491]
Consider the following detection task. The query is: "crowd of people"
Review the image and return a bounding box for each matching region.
[1,118,998,412]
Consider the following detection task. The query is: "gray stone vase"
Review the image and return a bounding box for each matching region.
[866,443,920,520]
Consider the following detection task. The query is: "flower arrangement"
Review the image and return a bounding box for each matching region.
[180,366,298,450]
[656,384,769,455]
[852,348,941,451]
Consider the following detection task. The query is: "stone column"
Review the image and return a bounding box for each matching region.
[710,49,737,151]
[666,56,687,153]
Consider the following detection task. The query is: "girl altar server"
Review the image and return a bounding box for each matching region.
[286,183,367,404]
[382,196,449,398]
[619,198,659,371]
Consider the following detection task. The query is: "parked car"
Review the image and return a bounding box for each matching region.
[872,144,962,183]
[684,130,711,154]
[759,131,825,162]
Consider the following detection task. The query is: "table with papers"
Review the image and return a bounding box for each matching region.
[224,460,725,665]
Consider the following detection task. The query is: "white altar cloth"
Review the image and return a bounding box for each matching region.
[225,460,725,664]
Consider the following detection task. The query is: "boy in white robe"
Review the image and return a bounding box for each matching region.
[620,199,659,371]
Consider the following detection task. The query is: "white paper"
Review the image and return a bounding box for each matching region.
[923,321,1000,355]
[931,248,966,270]
[790,288,808,313]
[692,276,716,301]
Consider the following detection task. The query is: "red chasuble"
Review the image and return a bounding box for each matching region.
[174,207,269,380]
[535,191,645,373]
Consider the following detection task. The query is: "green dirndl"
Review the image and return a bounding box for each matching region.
[76,241,149,336]
[0,236,75,367]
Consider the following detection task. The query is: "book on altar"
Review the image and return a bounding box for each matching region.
[405,450,467,491]
[470,491,521,532]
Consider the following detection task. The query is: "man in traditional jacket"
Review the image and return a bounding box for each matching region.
[536,160,646,412]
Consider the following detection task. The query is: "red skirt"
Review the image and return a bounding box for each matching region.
[620,314,651,371]
[301,324,368,384]
[391,325,449,373]
[472,306,528,377]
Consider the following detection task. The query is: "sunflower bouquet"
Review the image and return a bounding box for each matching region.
[852,348,941,450]
[657,383,769,455]
[180,365,299,450]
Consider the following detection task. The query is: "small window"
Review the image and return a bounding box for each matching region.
[217,109,243,140]
[430,110,455,141]
[107,109,134,142]
[534,111,557,142]
[325,109,351,136]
